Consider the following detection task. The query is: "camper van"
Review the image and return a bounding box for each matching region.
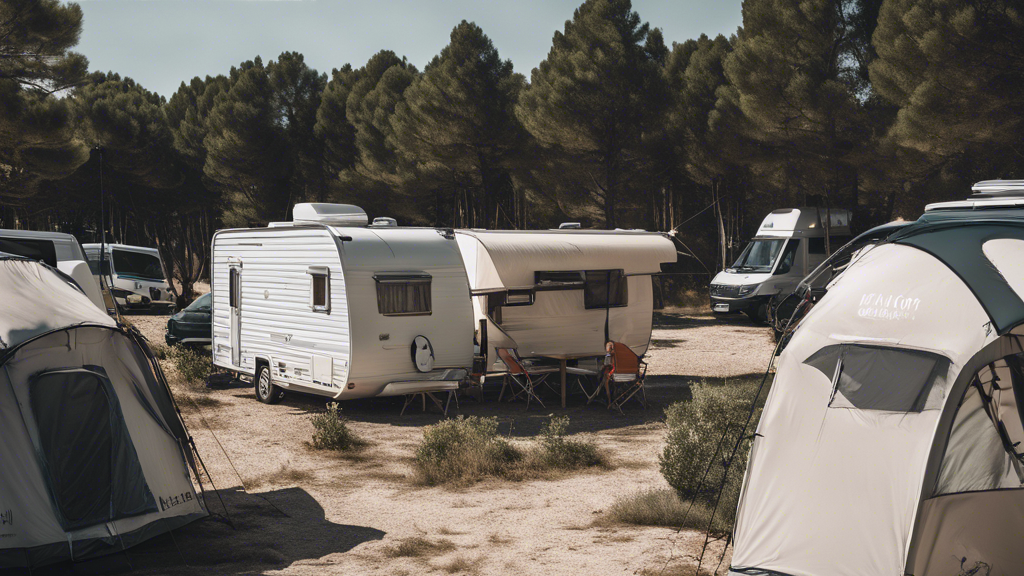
[0,228,105,311]
[454,229,677,370]
[709,207,851,321]
[84,243,175,311]
[727,182,1024,576]
[211,203,475,404]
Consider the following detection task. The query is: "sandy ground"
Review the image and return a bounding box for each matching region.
[63,308,774,576]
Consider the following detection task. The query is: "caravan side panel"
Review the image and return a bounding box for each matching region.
[211,228,350,393]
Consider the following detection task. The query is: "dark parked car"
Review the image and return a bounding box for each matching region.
[165,292,212,346]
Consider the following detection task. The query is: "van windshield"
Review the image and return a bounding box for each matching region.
[731,239,785,272]
[112,249,164,281]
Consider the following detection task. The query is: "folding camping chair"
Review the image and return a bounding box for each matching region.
[603,342,649,414]
[496,348,559,410]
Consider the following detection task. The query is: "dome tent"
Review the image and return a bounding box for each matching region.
[0,257,207,569]
[729,182,1024,576]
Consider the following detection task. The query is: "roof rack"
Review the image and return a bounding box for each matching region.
[971,180,1024,198]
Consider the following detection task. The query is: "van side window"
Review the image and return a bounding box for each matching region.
[375,274,431,316]
[584,270,628,309]
[774,240,800,275]
[307,267,331,313]
[0,237,59,267]
[809,237,827,255]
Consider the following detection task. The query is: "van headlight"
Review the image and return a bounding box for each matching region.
[738,284,757,296]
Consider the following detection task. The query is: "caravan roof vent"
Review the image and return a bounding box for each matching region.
[370,217,398,227]
[293,203,369,226]
[558,222,582,229]
[971,180,1024,198]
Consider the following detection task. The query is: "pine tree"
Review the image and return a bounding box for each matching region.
[0,0,90,201]
[720,0,871,251]
[870,0,1023,175]
[314,64,362,180]
[516,0,669,228]
[203,57,293,225]
[391,21,525,228]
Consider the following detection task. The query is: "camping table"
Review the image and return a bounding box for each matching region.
[529,352,601,408]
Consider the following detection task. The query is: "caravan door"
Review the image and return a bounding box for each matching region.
[229,264,242,367]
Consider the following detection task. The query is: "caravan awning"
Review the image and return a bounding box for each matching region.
[455,230,677,290]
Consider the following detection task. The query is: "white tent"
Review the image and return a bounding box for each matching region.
[0,257,206,569]
[454,229,677,364]
[729,185,1024,576]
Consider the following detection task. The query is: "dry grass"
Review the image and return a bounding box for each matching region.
[603,488,696,528]
[382,537,456,558]
[413,415,609,487]
[439,554,481,574]
[247,462,315,489]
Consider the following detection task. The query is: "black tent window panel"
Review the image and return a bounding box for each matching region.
[29,367,156,531]
[584,270,628,309]
[805,344,950,412]
[374,273,432,316]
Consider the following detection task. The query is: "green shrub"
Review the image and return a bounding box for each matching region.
[415,416,523,485]
[657,377,766,534]
[414,415,607,486]
[167,345,212,384]
[536,415,604,469]
[309,402,362,451]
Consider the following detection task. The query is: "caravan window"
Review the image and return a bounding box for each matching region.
[536,271,585,289]
[584,270,628,309]
[375,274,431,316]
[307,266,331,313]
[805,344,949,412]
[229,268,240,309]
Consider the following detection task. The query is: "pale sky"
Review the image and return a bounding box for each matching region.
[75,0,743,98]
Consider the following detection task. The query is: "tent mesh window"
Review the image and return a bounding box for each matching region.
[29,367,157,531]
[805,344,950,412]
[935,354,1024,495]
[584,270,627,309]
[375,274,432,316]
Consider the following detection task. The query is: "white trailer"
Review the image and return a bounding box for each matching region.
[453,229,677,369]
[211,203,474,403]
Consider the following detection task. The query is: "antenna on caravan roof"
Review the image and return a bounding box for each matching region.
[292,203,369,226]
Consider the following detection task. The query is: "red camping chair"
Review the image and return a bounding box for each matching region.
[602,342,648,414]
[496,348,558,410]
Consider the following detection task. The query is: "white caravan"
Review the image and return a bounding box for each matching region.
[0,228,105,311]
[454,229,677,369]
[84,243,175,311]
[709,207,851,321]
[728,181,1024,576]
[211,203,475,404]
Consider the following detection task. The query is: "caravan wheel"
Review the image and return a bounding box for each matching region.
[255,365,282,404]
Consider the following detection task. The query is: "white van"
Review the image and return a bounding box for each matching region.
[211,203,474,404]
[709,207,851,321]
[83,243,175,312]
[0,229,106,311]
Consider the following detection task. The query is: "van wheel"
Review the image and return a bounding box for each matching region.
[255,365,282,404]
[745,304,768,325]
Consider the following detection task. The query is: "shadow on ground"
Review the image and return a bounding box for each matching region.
[214,371,765,438]
[653,311,761,329]
[8,487,384,576]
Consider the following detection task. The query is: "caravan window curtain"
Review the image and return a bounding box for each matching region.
[29,367,156,531]
[805,344,949,412]
[375,274,432,316]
